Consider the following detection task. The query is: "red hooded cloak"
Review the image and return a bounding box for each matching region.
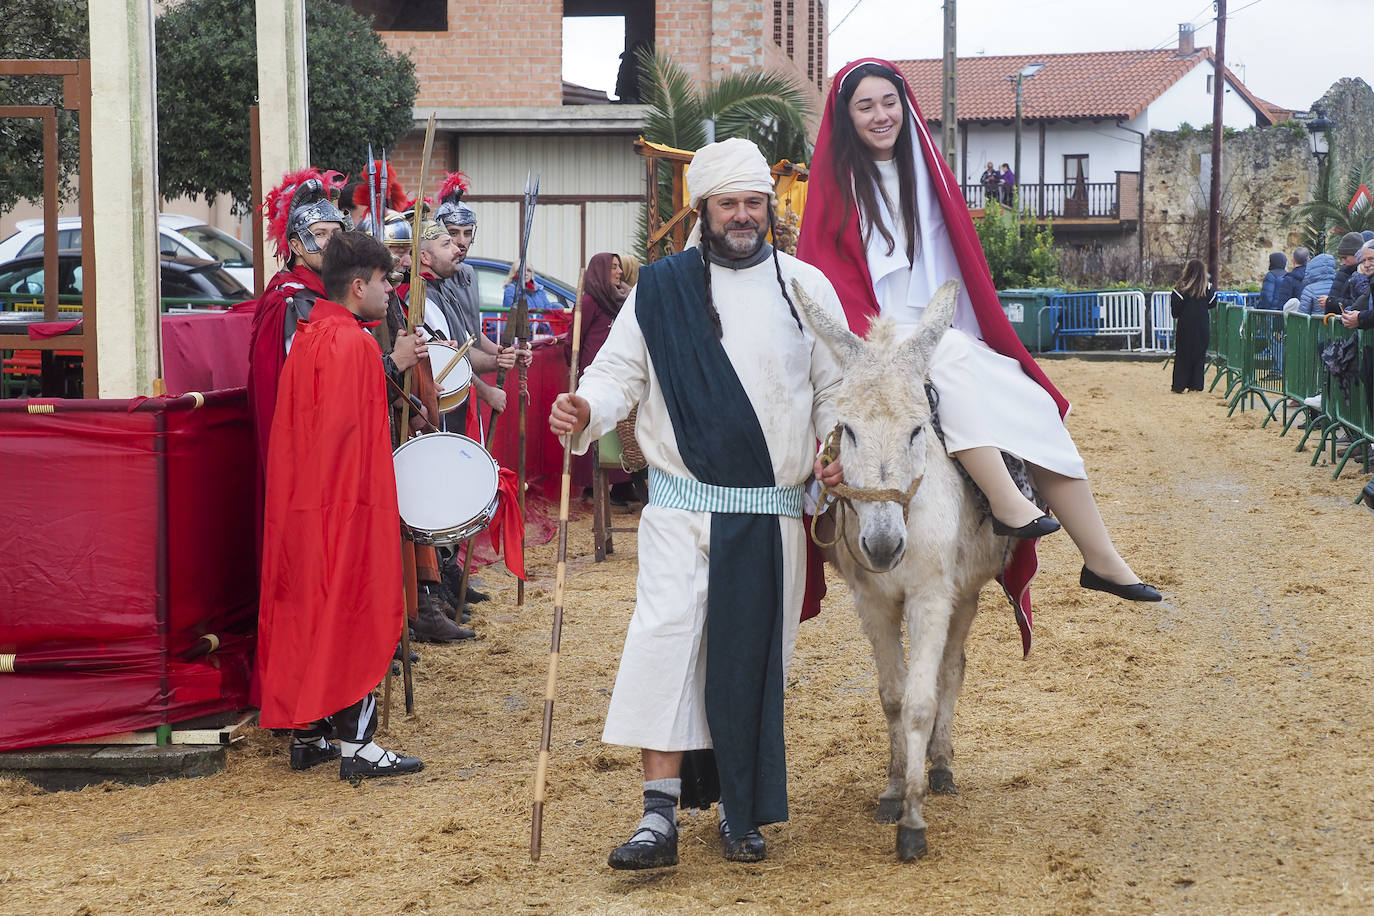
[796,57,1066,655]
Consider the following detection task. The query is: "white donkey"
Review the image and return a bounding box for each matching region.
[794,278,1016,862]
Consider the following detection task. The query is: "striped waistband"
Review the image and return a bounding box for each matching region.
[649,467,804,518]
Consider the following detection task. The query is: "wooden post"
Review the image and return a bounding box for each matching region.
[1207,0,1227,288]
[255,0,311,272]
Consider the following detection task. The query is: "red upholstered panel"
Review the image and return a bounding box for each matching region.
[0,393,256,750]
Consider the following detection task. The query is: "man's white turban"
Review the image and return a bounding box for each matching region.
[686,137,776,246]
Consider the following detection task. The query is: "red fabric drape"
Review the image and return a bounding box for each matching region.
[0,393,256,750]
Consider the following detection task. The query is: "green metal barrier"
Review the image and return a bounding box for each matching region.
[1208,305,1244,396]
[1267,312,1324,437]
[1318,324,1373,485]
[1227,308,1285,418]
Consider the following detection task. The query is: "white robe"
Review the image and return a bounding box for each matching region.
[570,250,846,751]
[869,158,1085,478]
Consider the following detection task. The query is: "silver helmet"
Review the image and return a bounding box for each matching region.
[434,199,477,234]
[287,178,348,253]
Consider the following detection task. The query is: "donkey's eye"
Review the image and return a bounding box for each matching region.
[842,424,857,446]
[909,425,925,445]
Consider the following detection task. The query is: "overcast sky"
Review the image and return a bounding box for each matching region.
[564,0,1355,116]
[826,0,1349,113]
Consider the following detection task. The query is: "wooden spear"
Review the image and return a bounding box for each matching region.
[384,112,436,728]
[530,268,585,862]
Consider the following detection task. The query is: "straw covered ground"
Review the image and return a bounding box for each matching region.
[3,358,1373,914]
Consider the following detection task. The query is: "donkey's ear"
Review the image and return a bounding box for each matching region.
[791,278,865,365]
[896,279,960,375]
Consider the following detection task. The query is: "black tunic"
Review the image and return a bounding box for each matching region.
[1171,287,1217,392]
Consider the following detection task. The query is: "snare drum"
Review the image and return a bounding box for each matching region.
[427,341,474,414]
[393,433,500,545]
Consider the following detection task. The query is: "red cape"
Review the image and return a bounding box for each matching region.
[256,299,403,728]
[245,263,328,473]
[796,57,1064,656]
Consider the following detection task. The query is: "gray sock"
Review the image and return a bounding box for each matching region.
[632,777,680,841]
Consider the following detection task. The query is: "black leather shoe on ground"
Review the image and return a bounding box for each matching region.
[720,821,767,863]
[339,750,424,780]
[608,828,678,870]
[992,513,1062,539]
[289,741,341,771]
[1080,566,1162,602]
[465,586,491,604]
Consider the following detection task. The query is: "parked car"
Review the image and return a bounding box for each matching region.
[0,213,255,289]
[0,251,249,307]
[465,257,578,313]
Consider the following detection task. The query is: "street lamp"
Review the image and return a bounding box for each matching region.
[1305,108,1333,169]
[1011,62,1045,213]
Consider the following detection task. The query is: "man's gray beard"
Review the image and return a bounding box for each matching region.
[709,225,766,260]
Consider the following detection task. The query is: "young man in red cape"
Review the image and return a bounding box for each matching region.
[256,230,424,779]
[796,58,1159,653]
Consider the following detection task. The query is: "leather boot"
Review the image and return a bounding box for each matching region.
[412,591,474,642]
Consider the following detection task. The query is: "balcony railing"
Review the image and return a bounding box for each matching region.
[963,181,1120,220]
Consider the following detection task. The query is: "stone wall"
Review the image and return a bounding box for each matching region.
[1313,78,1374,181]
[1141,123,1314,288]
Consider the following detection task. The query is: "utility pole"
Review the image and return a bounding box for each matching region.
[941,0,957,171]
[1207,0,1226,287]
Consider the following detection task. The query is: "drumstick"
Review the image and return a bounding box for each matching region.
[432,334,477,386]
[531,267,585,862]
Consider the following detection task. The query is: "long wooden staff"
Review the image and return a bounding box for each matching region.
[384,113,437,729]
[531,268,586,862]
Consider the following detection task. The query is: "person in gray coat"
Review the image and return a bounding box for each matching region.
[1294,252,1337,315]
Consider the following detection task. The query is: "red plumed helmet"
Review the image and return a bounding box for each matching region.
[262,167,346,260]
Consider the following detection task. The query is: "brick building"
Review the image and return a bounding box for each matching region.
[342,0,825,281]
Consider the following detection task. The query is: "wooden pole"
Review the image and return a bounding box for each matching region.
[940,0,957,171]
[1206,0,1227,288]
[531,268,586,862]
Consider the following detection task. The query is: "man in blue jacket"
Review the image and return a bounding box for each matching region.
[1258,252,1287,309]
[1277,247,1309,307]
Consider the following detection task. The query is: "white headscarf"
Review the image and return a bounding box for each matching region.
[685,138,776,247]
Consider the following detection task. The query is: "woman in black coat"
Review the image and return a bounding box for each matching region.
[1170,258,1217,392]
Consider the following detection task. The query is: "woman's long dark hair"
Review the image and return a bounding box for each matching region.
[829,63,920,263]
[1176,258,1208,298]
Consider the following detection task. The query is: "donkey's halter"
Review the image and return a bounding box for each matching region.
[811,420,924,575]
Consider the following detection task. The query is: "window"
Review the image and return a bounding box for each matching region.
[773,0,783,44]
[786,0,795,59]
[1205,74,1214,94]
[1064,155,1088,183]
[806,2,816,82]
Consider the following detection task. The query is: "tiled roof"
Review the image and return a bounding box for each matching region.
[893,48,1273,125]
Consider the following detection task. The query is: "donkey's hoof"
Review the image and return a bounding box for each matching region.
[896,825,928,861]
[928,767,958,796]
[875,797,903,823]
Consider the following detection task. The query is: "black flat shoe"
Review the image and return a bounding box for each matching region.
[1080,566,1162,602]
[465,586,490,604]
[608,827,678,870]
[339,749,424,780]
[992,513,1061,539]
[289,741,341,771]
[719,821,766,863]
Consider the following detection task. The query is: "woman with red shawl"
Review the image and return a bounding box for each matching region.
[568,252,633,495]
[797,59,1158,605]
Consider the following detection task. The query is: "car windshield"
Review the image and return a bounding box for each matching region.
[177,225,252,267]
[190,264,249,298]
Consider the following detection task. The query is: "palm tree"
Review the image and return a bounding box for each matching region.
[1289,154,1374,253]
[635,47,814,258]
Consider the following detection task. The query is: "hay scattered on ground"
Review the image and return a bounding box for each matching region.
[3,360,1373,914]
